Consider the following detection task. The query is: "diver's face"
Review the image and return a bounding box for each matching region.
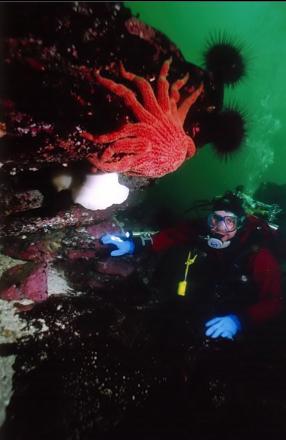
[208,210,238,241]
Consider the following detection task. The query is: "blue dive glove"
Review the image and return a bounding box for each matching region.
[205,314,242,340]
[100,233,135,257]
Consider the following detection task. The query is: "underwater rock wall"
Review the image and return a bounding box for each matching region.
[0,2,257,438]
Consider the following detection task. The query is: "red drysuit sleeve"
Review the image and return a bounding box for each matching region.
[151,221,197,252]
[246,248,283,325]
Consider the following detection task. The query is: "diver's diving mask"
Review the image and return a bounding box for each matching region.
[207,213,239,233]
[206,212,240,249]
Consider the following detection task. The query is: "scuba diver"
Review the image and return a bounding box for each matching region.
[99,192,285,436]
[100,191,283,341]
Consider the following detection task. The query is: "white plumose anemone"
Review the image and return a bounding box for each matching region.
[72,172,129,210]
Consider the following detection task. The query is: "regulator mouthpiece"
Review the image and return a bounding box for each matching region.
[207,237,231,249]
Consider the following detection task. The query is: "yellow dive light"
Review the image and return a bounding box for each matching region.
[177,251,197,296]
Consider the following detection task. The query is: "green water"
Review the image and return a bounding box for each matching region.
[124,1,286,216]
